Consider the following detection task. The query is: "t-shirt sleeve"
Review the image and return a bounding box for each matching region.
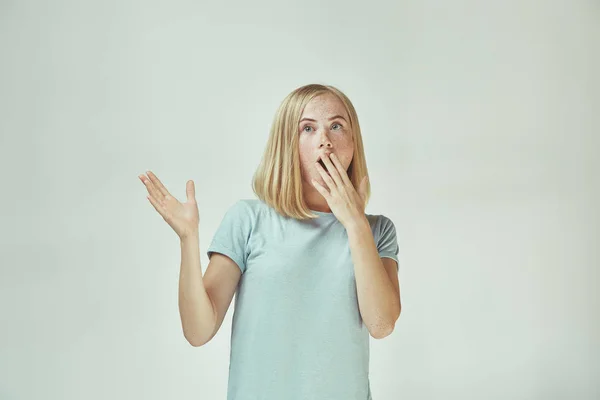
[206,200,253,274]
[376,215,400,271]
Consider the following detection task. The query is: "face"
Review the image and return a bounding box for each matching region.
[297,93,355,189]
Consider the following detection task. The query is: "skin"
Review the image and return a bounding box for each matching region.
[138,92,400,342]
[298,93,355,213]
[298,94,401,338]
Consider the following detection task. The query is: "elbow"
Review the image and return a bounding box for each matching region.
[186,338,207,347]
[188,339,205,347]
[370,308,401,340]
[369,317,397,339]
[184,330,210,347]
[370,323,395,339]
[185,335,206,347]
[181,315,216,347]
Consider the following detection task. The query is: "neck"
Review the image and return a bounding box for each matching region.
[303,187,330,212]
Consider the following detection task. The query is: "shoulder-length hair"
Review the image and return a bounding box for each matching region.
[251,83,371,220]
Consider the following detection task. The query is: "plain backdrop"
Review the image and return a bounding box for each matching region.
[1,1,598,399]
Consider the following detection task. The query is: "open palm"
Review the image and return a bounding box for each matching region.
[139,171,199,239]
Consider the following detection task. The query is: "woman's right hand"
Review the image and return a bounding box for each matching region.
[139,171,199,240]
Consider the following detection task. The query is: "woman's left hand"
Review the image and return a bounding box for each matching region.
[312,153,369,229]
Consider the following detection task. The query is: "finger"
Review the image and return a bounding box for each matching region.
[146,193,168,220]
[146,171,171,198]
[330,154,352,187]
[315,162,336,191]
[321,155,343,188]
[186,180,196,202]
[311,179,330,200]
[139,174,163,201]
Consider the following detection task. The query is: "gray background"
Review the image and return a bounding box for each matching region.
[1,0,598,399]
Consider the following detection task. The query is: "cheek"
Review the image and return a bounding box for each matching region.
[336,141,354,166]
[297,146,315,173]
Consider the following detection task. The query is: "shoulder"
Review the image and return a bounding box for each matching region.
[222,198,275,226]
[235,198,268,218]
[225,198,260,215]
[365,213,396,234]
[365,213,398,253]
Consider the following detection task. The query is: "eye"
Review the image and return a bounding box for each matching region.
[300,123,342,133]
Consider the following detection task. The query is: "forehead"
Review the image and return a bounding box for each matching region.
[301,93,348,118]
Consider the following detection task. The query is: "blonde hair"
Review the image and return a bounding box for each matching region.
[251,83,371,220]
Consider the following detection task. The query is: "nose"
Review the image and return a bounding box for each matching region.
[318,131,333,148]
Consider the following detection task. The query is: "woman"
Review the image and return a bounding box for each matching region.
[139,83,401,400]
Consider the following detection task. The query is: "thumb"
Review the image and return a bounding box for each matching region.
[359,176,368,203]
[186,180,196,202]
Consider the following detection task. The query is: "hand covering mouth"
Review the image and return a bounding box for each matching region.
[317,158,328,172]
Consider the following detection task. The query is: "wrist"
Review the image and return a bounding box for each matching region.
[180,231,199,244]
[345,215,370,234]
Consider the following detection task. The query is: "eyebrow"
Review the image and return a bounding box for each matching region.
[299,115,348,123]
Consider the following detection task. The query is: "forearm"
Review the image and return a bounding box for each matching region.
[178,234,216,346]
[346,218,400,338]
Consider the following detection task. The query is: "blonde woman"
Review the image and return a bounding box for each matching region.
[139,83,401,400]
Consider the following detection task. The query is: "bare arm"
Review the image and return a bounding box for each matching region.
[178,234,216,347]
[138,171,240,347]
[179,235,242,347]
[346,218,401,339]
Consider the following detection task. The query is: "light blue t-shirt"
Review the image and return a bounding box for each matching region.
[206,198,400,400]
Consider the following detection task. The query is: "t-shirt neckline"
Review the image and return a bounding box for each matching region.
[309,209,337,218]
